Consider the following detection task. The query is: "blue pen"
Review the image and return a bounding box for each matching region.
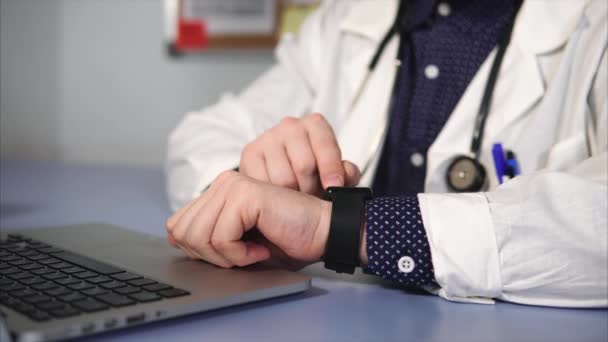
[506,151,520,177]
[492,143,507,184]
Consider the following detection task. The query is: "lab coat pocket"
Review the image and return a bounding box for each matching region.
[544,133,588,171]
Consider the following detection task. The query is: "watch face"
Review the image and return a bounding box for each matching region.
[446,156,486,192]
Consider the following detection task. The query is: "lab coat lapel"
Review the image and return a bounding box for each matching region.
[426,0,590,191]
[337,0,399,171]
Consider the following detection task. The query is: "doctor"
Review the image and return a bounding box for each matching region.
[165,0,607,307]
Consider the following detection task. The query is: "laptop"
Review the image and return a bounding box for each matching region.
[0,223,311,341]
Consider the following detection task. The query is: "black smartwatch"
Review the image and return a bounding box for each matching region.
[323,187,373,274]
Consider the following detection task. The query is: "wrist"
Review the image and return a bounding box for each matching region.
[312,199,332,261]
[359,217,368,267]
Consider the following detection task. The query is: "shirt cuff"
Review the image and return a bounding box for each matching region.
[362,196,438,286]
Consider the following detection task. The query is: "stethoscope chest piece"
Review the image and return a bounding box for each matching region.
[446,155,487,192]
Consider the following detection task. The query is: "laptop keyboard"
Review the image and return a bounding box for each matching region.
[0,234,190,322]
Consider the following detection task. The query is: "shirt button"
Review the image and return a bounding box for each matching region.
[398,256,415,273]
[410,152,425,167]
[438,2,451,17]
[424,64,440,80]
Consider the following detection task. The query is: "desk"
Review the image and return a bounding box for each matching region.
[1,160,607,342]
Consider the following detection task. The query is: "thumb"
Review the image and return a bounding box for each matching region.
[342,160,361,186]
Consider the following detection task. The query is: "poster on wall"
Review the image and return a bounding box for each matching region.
[164,0,319,55]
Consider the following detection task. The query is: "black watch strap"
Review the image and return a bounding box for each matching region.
[323,187,373,274]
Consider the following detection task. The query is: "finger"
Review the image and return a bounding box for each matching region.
[240,144,270,182]
[343,160,361,186]
[169,174,225,255]
[263,136,299,190]
[284,128,322,195]
[166,196,197,233]
[303,113,345,189]
[211,201,270,267]
[184,195,234,268]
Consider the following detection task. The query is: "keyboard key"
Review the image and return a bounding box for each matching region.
[38,258,62,265]
[31,267,55,275]
[19,262,44,271]
[100,280,126,290]
[13,302,37,315]
[23,294,52,304]
[0,267,20,275]
[62,266,86,274]
[42,271,68,280]
[28,310,52,321]
[129,291,161,303]
[37,300,68,311]
[11,288,38,298]
[49,262,73,269]
[8,271,33,280]
[36,247,63,254]
[143,283,171,292]
[50,306,80,318]
[27,254,48,261]
[32,281,59,291]
[19,276,46,286]
[111,272,141,281]
[114,286,140,295]
[53,251,123,275]
[74,271,98,279]
[0,278,13,286]
[68,281,94,291]
[88,275,112,284]
[82,287,109,296]
[2,255,20,262]
[73,298,109,312]
[8,258,30,266]
[127,278,156,287]
[55,276,81,286]
[96,293,135,307]
[45,286,72,297]
[0,282,24,292]
[58,292,86,303]
[15,249,38,257]
[158,288,190,298]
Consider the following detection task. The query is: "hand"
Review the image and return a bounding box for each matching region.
[239,113,361,196]
[166,171,332,269]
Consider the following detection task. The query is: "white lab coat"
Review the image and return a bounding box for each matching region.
[167,0,608,307]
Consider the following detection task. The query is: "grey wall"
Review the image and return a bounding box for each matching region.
[0,0,274,166]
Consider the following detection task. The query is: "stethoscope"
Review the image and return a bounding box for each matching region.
[365,0,522,192]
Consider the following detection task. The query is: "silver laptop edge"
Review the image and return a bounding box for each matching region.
[1,224,311,342]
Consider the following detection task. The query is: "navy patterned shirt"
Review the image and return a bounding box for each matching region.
[364,0,517,285]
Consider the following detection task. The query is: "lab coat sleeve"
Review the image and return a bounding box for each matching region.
[418,49,608,307]
[166,5,335,210]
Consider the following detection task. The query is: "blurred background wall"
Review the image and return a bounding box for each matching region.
[0,0,274,166]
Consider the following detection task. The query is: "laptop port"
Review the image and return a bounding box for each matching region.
[81,322,95,334]
[104,317,118,329]
[126,313,146,325]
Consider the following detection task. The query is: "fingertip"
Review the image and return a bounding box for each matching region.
[245,242,271,263]
[322,174,344,188]
[343,161,361,186]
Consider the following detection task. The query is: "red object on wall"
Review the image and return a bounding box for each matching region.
[176,19,208,50]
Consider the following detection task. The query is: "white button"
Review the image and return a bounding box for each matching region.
[438,3,451,16]
[410,152,425,167]
[398,256,415,273]
[424,64,440,79]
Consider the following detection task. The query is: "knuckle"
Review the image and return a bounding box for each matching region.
[216,169,238,184]
[306,112,327,125]
[279,116,299,128]
[293,160,317,177]
[210,237,227,251]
